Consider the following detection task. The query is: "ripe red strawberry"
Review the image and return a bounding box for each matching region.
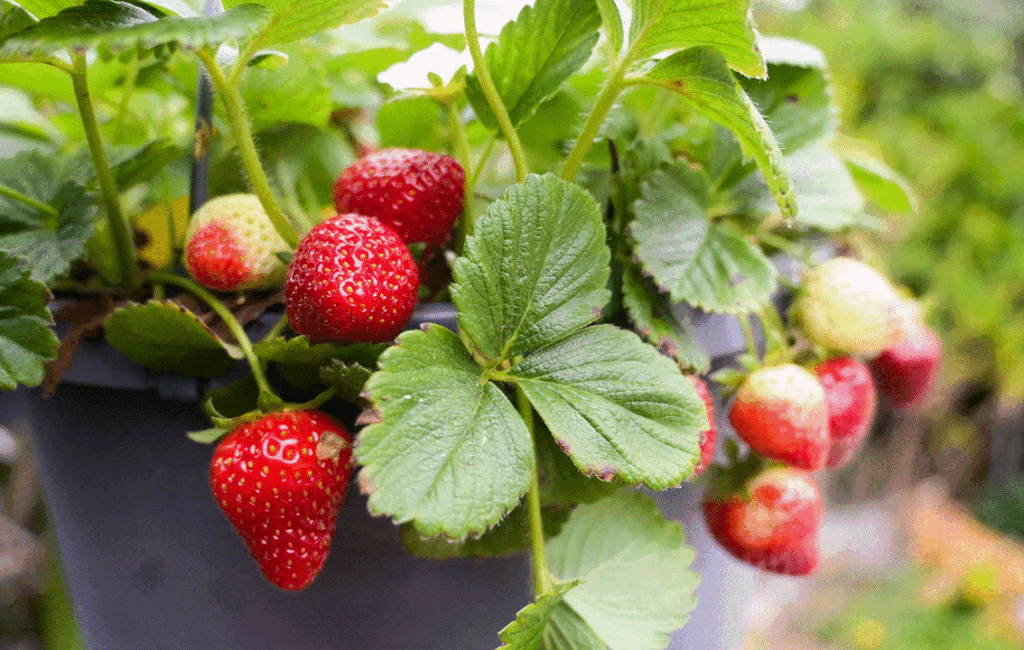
[184,194,288,292]
[729,364,830,470]
[814,356,877,468]
[870,308,941,406]
[333,148,465,246]
[285,214,419,344]
[703,465,823,576]
[797,257,902,355]
[690,375,717,478]
[210,410,354,591]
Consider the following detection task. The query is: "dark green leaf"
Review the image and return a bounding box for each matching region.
[111,138,185,189]
[204,374,259,419]
[452,174,610,362]
[631,163,778,313]
[320,359,372,405]
[465,0,600,130]
[253,335,383,389]
[510,325,705,489]
[233,0,385,49]
[497,580,582,650]
[0,3,36,45]
[356,325,534,539]
[103,300,243,377]
[536,422,620,509]
[621,265,710,373]
[0,252,58,390]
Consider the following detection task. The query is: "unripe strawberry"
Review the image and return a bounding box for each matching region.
[285,214,418,344]
[690,375,717,478]
[333,148,465,246]
[184,194,288,291]
[210,410,353,591]
[870,305,941,406]
[797,258,902,355]
[729,364,829,470]
[814,356,876,468]
[703,465,823,576]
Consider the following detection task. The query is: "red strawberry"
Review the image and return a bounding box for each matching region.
[870,308,941,406]
[703,465,823,576]
[729,364,829,470]
[333,148,465,246]
[285,214,419,344]
[814,356,877,468]
[184,194,288,292]
[210,410,354,591]
[690,375,717,478]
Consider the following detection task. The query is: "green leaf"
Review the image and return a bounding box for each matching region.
[0,252,58,390]
[0,1,267,60]
[536,422,620,509]
[628,47,795,218]
[621,265,709,373]
[376,95,447,151]
[253,335,383,389]
[0,151,96,283]
[6,0,74,20]
[545,491,699,650]
[465,0,601,130]
[631,163,778,313]
[627,0,764,78]
[509,325,705,489]
[544,604,606,650]
[595,0,622,55]
[103,301,243,377]
[497,580,582,650]
[186,427,230,444]
[232,0,386,49]
[320,359,372,405]
[452,174,611,363]
[204,374,259,419]
[356,325,534,538]
[842,152,917,214]
[238,55,331,133]
[111,138,185,189]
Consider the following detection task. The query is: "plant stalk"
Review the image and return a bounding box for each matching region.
[516,384,554,597]
[560,63,628,183]
[447,102,473,255]
[70,53,138,288]
[0,182,58,217]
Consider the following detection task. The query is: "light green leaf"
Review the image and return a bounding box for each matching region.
[356,325,534,539]
[0,252,58,390]
[238,53,331,132]
[497,580,582,650]
[628,47,794,217]
[0,151,96,283]
[627,0,764,78]
[231,0,386,49]
[186,427,230,444]
[758,35,826,69]
[376,95,447,151]
[621,265,709,373]
[544,604,606,650]
[595,0,622,55]
[465,0,600,130]
[452,174,610,363]
[545,491,699,650]
[510,325,705,489]
[6,0,73,20]
[631,163,778,313]
[103,300,243,377]
[842,152,918,214]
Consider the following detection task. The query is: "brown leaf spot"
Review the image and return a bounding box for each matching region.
[356,470,376,496]
[355,408,383,426]
[556,438,572,456]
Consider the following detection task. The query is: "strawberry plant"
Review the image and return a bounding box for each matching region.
[0,0,926,646]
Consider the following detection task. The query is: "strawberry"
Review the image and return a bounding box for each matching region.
[184,194,288,292]
[210,410,354,591]
[703,465,823,576]
[728,364,829,471]
[690,375,717,478]
[870,305,941,406]
[333,148,465,246]
[797,258,902,355]
[285,214,419,344]
[814,356,876,468]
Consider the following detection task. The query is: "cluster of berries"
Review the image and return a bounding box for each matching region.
[185,148,464,590]
[702,258,942,576]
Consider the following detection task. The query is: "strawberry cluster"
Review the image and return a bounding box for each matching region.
[702,257,942,576]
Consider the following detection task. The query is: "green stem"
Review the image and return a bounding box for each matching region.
[0,182,58,217]
[263,313,289,341]
[195,49,299,248]
[113,55,139,140]
[447,102,473,255]
[516,384,554,597]
[469,133,497,188]
[560,64,628,183]
[739,312,760,364]
[464,0,527,183]
[70,53,138,288]
[148,270,275,396]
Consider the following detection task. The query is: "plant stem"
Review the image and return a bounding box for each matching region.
[469,133,497,188]
[70,53,138,288]
[447,102,473,255]
[113,55,140,140]
[560,63,628,183]
[0,182,58,217]
[195,48,299,248]
[739,312,760,364]
[263,313,289,341]
[148,270,275,396]
[516,384,554,597]
[464,0,527,183]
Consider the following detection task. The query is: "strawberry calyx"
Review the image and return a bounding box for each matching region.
[704,451,771,502]
[196,386,339,445]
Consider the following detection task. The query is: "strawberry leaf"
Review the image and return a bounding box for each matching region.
[103,300,243,377]
[536,422,620,509]
[0,151,96,283]
[621,265,710,373]
[543,605,606,650]
[631,162,778,313]
[356,325,534,539]
[319,359,373,405]
[0,252,58,390]
[452,174,611,363]
[465,0,601,130]
[497,580,582,650]
[509,325,706,489]
[595,0,623,55]
[230,0,386,50]
[254,335,384,389]
[841,151,918,214]
[544,491,699,650]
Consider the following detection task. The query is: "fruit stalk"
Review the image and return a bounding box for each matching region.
[517,383,554,597]
[447,102,473,254]
[560,65,627,183]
